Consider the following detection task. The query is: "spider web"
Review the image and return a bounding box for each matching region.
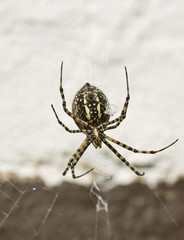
[89,181,111,240]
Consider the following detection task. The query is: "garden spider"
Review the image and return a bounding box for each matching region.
[51,62,178,179]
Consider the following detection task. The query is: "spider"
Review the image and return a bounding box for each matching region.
[51,62,178,179]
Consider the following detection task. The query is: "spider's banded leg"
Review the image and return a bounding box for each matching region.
[104,66,130,129]
[59,62,88,128]
[71,138,95,178]
[106,135,179,154]
[105,123,121,131]
[101,138,144,176]
[51,104,83,133]
[70,141,94,179]
[71,163,94,179]
[62,138,92,178]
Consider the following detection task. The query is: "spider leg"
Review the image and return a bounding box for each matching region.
[104,66,130,130]
[62,138,93,178]
[101,137,144,176]
[59,62,88,128]
[106,135,178,154]
[71,164,94,179]
[104,122,121,131]
[51,104,84,133]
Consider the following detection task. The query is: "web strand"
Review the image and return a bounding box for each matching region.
[154,190,183,234]
[90,181,112,240]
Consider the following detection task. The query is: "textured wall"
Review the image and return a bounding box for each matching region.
[0,0,183,186]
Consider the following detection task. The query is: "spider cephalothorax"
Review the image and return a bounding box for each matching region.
[51,62,178,179]
[85,124,106,148]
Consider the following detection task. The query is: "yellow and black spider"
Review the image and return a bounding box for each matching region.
[51,62,178,179]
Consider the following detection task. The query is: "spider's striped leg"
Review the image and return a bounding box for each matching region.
[51,104,84,133]
[106,135,179,154]
[62,138,93,178]
[104,66,130,130]
[104,122,121,131]
[101,137,144,176]
[59,62,88,128]
[71,163,94,179]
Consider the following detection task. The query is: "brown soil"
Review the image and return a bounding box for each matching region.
[0,178,184,240]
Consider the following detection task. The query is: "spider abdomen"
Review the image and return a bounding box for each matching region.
[72,83,110,128]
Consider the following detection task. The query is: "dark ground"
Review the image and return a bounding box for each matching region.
[0,178,184,240]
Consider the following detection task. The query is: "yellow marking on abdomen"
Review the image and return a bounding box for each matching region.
[96,97,102,119]
[84,98,91,120]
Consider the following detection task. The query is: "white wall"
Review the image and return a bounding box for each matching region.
[0,0,183,186]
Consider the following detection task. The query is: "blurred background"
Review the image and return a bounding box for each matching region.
[0,0,183,186]
[1,1,184,239]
